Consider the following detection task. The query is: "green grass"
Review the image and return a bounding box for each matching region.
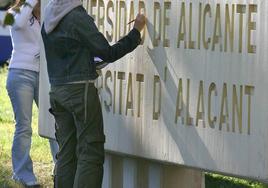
[205,173,268,188]
[0,68,268,188]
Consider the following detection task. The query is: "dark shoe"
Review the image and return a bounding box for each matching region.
[12,177,41,188]
[25,184,41,188]
[23,181,41,188]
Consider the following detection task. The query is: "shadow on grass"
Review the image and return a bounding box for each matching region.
[0,146,54,188]
[0,161,20,188]
[0,160,54,188]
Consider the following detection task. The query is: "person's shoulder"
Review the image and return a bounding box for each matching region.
[68,6,85,17]
[68,6,94,23]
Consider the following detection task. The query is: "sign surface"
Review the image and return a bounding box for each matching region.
[40,0,268,181]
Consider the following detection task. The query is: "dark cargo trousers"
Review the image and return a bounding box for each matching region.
[49,82,105,188]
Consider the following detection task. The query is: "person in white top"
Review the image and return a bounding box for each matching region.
[5,0,58,187]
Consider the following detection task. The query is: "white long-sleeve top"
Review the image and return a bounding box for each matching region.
[9,0,40,72]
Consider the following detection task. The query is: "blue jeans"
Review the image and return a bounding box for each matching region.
[6,68,59,184]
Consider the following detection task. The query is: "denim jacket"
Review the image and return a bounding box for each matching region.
[41,6,141,86]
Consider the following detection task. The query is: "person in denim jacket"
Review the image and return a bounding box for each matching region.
[5,0,58,187]
[41,0,145,187]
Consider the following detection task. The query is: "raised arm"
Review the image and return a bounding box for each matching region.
[11,0,38,29]
[76,11,146,63]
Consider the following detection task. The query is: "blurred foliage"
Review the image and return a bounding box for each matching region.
[3,12,14,26]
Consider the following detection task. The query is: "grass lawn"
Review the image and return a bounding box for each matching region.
[0,68,267,188]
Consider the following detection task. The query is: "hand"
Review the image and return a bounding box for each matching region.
[134,14,146,32]
[33,0,41,21]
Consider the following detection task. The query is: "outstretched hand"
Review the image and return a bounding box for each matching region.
[134,14,146,32]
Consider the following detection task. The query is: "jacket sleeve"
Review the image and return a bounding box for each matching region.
[75,12,141,63]
[11,0,37,30]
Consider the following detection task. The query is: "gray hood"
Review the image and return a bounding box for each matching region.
[43,0,82,33]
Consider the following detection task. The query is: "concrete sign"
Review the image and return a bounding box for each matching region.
[39,0,268,181]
